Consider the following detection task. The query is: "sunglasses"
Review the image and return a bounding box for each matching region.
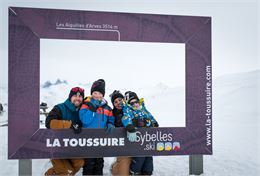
[71,87,84,93]
[129,100,139,106]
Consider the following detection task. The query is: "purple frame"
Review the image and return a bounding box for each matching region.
[8,7,212,159]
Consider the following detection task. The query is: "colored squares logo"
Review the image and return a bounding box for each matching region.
[156,142,180,151]
[173,142,180,151]
[165,142,172,151]
[156,143,164,151]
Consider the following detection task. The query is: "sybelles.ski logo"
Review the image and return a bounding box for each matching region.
[135,131,181,151]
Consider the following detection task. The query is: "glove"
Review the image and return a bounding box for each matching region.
[87,98,101,112]
[127,131,137,142]
[152,122,159,127]
[145,119,152,127]
[87,102,98,112]
[105,123,115,133]
[121,100,127,106]
[120,100,127,109]
[91,98,101,106]
[70,121,82,134]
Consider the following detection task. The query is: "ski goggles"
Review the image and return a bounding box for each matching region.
[129,100,139,106]
[71,87,84,93]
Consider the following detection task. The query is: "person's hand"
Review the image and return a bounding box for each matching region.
[120,100,127,108]
[91,98,101,107]
[152,122,159,127]
[127,131,137,142]
[145,119,152,127]
[105,123,115,133]
[87,103,98,112]
[70,121,82,134]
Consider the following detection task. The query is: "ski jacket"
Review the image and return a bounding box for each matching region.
[45,99,81,129]
[121,98,158,130]
[79,96,115,128]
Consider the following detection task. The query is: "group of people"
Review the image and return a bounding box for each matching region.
[45,79,159,176]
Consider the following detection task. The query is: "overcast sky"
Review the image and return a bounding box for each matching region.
[40,39,185,89]
[0,0,259,89]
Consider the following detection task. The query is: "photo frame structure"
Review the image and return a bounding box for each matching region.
[8,7,212,159]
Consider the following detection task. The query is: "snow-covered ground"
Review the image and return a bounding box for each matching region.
[39,79,185,128]
[1,70,259,175]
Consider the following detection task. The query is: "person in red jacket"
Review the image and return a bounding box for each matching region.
[79,79,115,175]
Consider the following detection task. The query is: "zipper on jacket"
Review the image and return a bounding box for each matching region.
[98,107,100,128]
[101,108,104,122]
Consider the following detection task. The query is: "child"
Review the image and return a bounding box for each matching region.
[122,91,159,175]
[79,79,115,175]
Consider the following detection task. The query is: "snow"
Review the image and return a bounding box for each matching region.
[0,70,259,175]
[40,80,185,128]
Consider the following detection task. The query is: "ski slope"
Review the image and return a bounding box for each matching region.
[0,70,259,175]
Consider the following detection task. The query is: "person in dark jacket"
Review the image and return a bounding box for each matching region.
[45,87,85,176]
[0,103,3,113]
[110,90,132,176]
[80,79,115,175]
[111,90,124,128]
[122,91,159,175]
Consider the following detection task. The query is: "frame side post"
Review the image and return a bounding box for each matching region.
[189,155,203,175]
[18,159,32,176]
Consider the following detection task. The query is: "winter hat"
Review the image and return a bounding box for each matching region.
[125,91,139,103]
[110,90,124,104]
[91,79,105,96]
[69,87,85,100]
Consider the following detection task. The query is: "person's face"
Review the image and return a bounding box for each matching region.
[70,94,83,107]
[92,91,103,100]
[113,97,123,110]
[129,99,140,109]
